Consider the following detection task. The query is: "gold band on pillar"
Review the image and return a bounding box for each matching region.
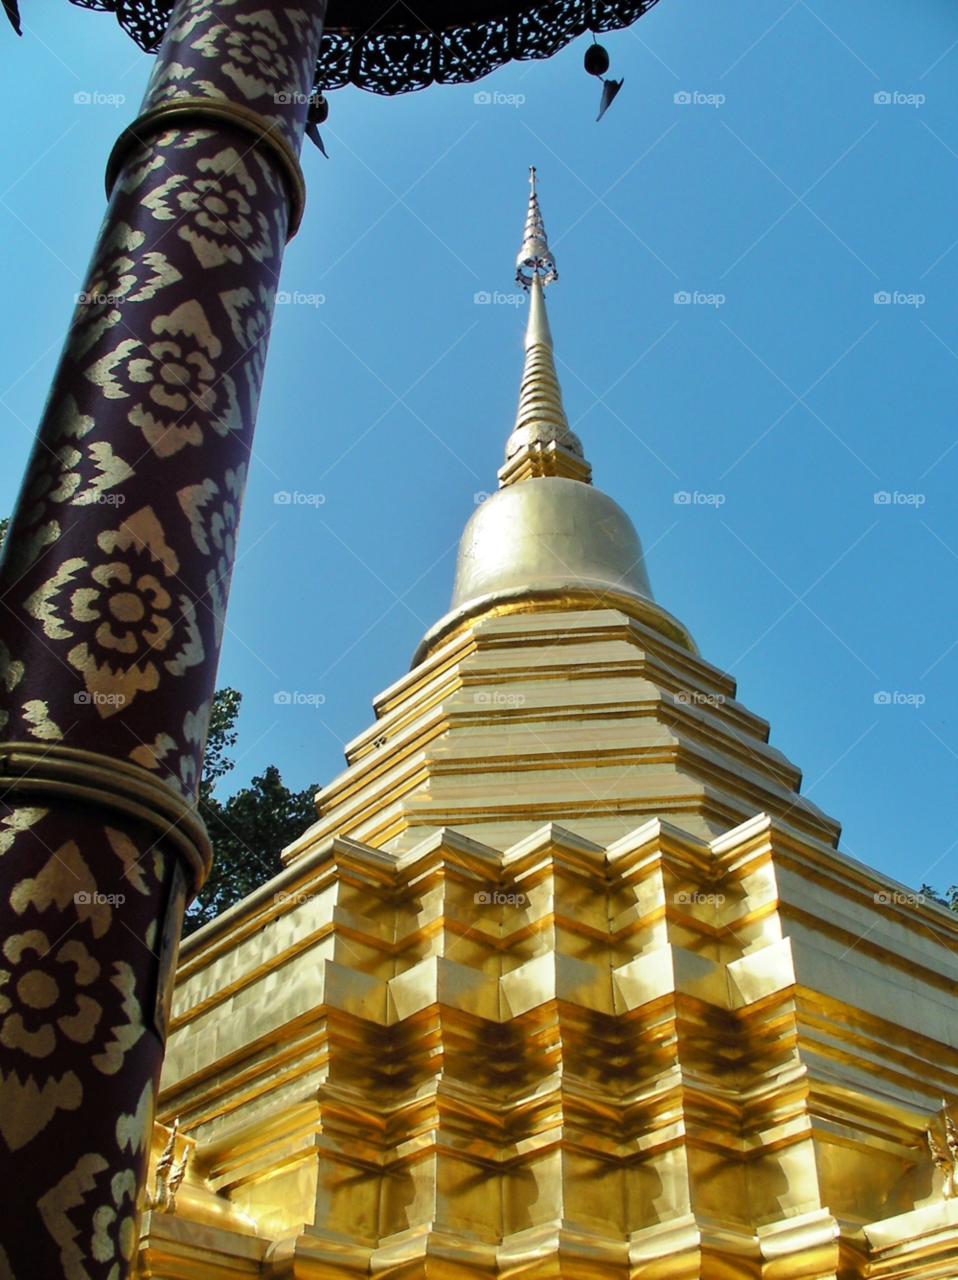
[105,97,308,238]
[0,742,212,895]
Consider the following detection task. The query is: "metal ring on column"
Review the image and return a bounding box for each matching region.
[105,97,307,239]
[0,742,212,896]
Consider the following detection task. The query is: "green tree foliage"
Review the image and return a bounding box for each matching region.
[920,883,958,912]
[186,687,318,934]
[200,686,242,798]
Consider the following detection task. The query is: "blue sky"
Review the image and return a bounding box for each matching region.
[2,0,958,893]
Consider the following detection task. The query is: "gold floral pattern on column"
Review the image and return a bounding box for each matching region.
[0,1061,82,1155]
[39,1153,139,1280]
[177,464,245,647]
[0,817,158,1156]
[0,806,48,857]
[86,301,241,460]
[143,147,276,268]
[0,933,102,1060]
[68,222,183,362]
[24,507,204,715]
[221,284,273,417]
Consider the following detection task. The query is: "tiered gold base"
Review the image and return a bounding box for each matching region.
[140,807,958,1279]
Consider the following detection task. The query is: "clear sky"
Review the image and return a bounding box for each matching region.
[2,0,958,894]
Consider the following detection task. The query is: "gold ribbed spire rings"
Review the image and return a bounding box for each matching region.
[501,169,591,487]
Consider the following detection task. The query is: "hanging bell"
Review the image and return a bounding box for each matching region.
[583,43,609,77]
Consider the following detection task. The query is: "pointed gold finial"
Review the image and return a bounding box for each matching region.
[501,169,591,488]
[515,166,558,289]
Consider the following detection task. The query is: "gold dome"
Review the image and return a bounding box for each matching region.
[413,476,694,663]
[452,477,650,605]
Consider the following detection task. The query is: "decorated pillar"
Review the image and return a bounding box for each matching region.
[0,2,325,1274]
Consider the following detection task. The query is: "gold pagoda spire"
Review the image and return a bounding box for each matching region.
[500,168,592,487]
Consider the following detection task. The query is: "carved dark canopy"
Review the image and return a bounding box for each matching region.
[68,0,658,95]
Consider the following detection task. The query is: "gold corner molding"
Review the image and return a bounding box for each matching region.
[411,585,699,669]
[105,97,307,238]
[0,741,211,893]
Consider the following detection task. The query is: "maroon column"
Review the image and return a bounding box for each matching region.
[0,2,324,1274]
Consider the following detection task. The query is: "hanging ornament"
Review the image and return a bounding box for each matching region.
[306,91,329,157]
[2,0,21,34]
[583,43,609,76]
[597,77,623,120]
[584,40,623,121]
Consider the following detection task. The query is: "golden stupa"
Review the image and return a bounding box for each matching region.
[136,173,958,1280]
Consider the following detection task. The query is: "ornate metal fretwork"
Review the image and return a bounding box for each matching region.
[68,0,660,96]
